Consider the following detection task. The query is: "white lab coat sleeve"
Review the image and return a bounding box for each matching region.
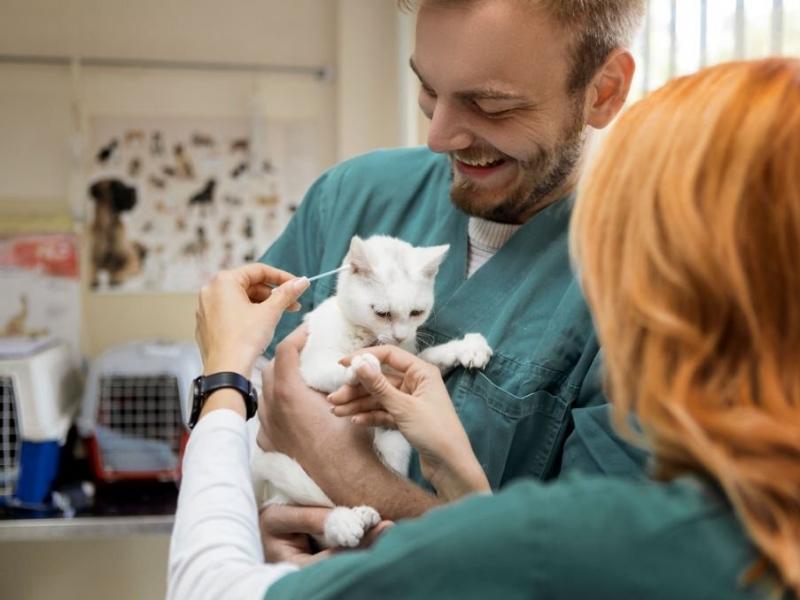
[167,409,298,600]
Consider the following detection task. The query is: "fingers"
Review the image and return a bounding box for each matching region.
[291,548,334,567]
[359,520,394,548]
[343,345,423,375]
[329,396,385,416]
[326,383,364,404]
[328,372,403,405]
[246,284,270,303]
[263,277,310,314]
[234,262,296,289]
[259,504,331,537]
[350,410,397,429]
[349,359,406,414]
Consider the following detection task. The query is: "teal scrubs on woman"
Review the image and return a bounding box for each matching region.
[263,409,776,600]
[260,147,606,488]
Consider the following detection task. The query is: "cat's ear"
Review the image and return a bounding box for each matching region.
[347,236,374,276]
[419,244,449,278]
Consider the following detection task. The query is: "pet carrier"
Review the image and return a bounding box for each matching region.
[78,340,201,482]
[0,338,81,505]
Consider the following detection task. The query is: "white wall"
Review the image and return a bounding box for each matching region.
[336,0,401,160]
[0,0,340,200]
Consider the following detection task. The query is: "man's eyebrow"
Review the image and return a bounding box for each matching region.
[408,58,528,102]
[409,58,430,87]
[456,89,527,101]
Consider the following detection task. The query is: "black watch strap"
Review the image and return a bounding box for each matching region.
[189,371,258,429]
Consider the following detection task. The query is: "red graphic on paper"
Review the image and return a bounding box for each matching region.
[0,235,79,279]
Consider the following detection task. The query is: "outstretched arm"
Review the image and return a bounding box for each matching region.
[169,264,310,600]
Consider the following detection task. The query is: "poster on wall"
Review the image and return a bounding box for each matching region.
[86,116,319,293]
[0,233,81,357]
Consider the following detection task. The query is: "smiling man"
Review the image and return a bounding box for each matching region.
[411,2,588,224]
[255,0,645,552]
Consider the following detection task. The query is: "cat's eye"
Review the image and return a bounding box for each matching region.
[373,310,392,319]
[409,309,424,318]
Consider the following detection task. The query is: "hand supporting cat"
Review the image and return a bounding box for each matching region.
[251,235,492,548]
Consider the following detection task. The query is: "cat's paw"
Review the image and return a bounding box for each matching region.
[456,333,493,369]
[302,364,349,393]
[352,505,381,529]
[324,506,380,548]
[344,353,381,385]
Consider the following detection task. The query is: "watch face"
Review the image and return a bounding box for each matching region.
[189,375,204,428]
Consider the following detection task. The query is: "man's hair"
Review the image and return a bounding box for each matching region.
[398,0,645,93]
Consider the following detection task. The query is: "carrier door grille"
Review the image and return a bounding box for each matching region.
[0,376,20,497]
[96,375,184,473]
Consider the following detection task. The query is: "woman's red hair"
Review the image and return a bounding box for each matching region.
[572,58,800,595]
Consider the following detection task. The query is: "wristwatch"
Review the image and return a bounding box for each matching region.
[189,371,258,429]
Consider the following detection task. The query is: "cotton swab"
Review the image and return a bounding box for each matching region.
[264,264,351,288]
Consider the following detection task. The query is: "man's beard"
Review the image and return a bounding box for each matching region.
[449,105,585,224]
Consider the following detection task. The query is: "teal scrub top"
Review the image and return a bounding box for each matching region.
[265,473,771,600]
[560,404,652,478]
[260,147,606,489]
[265,403,779,599]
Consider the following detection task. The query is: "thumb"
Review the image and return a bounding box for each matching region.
[355,359,406,415]
[259,277,309,331]
[263,277,309,314]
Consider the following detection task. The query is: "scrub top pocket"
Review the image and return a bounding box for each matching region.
[453,369,569,488]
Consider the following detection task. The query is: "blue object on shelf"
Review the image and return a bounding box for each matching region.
[14,440,61,505]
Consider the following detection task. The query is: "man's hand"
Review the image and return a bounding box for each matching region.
[259,505,333,566]
[259,326,375,462]
[259,505,393,566]
[258,325,441,520]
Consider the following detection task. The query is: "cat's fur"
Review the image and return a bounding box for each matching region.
[250,235,493,547]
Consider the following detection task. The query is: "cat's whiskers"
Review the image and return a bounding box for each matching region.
[415,330,436,349]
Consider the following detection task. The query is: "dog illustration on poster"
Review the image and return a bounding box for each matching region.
[88,178,147,288]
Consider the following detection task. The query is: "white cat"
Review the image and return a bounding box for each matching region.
[250,235,492,548]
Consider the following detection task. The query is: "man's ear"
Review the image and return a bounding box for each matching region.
[584,48,636,130]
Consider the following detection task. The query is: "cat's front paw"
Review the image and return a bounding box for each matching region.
[301,363,349,393]
[324,506,381,548]
[344,353,381,385]
[456,333,493,369]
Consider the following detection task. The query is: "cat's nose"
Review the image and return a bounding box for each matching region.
[392,328,410,343]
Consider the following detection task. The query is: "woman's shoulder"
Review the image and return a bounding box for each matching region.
[512,473,744,545]
[499,474,759,599]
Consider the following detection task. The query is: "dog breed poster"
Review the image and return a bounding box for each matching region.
[86,116,318,294]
